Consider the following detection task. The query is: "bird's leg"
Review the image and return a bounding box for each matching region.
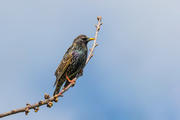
[66,73,76,85]
[57,92,63,97]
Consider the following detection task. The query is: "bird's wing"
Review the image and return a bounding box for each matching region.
[54,48,73,87]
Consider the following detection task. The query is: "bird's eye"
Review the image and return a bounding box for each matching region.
[82,38,87,40]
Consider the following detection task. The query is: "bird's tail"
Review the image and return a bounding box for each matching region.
[53,79,64,96]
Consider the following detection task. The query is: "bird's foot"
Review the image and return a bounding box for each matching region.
[66,73,76,85]
[56,92,63,97]
[58,92,63,97]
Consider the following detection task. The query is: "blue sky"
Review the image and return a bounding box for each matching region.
[0,0,180,120]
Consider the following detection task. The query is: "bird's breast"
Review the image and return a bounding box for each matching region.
[73,49,87,58]
[66,50,87,77]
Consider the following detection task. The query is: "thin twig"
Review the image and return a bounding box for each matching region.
[0,16,102,118]
[86,16,102,64]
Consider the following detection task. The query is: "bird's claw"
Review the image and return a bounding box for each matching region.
[57,92,63,97]
[66,73,76,85]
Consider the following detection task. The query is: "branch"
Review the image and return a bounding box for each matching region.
[0,16,103,118]
[86,16,102,64]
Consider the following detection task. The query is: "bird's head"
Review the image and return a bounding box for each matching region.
[73,34,95,45]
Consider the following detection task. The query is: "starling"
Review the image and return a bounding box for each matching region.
[53,35,95,96]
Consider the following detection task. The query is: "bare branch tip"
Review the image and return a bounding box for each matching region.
[97,16,102,21]
[26,103,30,106]
[25,111,29,115]
[54,97,58,102]
[44,93,50,99]
[47,102,53,108]
[34,107,39,112]
[25,107,29,115]
[90,54,94,58]
[95,43,99,47]
[39,100,43,105]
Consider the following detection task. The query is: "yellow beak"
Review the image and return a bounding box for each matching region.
[88,38,95,41]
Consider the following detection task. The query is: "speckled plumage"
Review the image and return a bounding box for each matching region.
[53,35,93,96]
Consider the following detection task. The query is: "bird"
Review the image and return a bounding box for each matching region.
[53,34,95,96]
